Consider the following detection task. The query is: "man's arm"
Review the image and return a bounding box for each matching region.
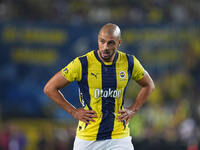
[118,71,155,125]
[43,71,97,124]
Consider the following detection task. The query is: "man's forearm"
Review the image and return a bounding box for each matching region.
[130,85,154,112]
[44,87,76,115]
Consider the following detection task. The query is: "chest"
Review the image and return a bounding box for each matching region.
[86,63,129,89]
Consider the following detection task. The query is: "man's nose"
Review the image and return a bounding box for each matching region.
[103,43,110,49]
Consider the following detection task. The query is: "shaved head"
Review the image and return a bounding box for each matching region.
[99,23,121,40]
[97,23,122,62]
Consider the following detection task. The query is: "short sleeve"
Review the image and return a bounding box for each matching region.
[131,56,145,81]
[61,57,82,82]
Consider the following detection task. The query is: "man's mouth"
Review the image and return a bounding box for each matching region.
[101,51,110,57]
[102,52,109,57]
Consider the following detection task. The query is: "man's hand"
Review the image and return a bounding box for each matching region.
[72,108,98,124]
[118,108,137,125]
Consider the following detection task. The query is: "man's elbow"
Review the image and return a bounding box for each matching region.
[150,81,155,92]
[43,84,53,95]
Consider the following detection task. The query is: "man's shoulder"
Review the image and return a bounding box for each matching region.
[117,50,135,58]
[117,50,125,55]
[77,50,95,59]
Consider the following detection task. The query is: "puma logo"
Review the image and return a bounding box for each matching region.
[91,73,97,78]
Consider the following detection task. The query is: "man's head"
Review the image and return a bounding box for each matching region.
[98,23,122,62]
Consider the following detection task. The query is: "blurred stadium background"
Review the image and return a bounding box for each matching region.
[0,0,200,150]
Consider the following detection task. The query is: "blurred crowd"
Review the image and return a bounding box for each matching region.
[126,36,200,150]
[0,120,76,150]
[0,0,200,24]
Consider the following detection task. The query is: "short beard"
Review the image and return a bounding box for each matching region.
[99,49,115,62]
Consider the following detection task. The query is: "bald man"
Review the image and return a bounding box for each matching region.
[44,23,155,150]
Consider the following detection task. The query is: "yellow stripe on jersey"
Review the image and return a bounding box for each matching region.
[61,50,145,141]
[76,51,103,140]
[112,51,130,139]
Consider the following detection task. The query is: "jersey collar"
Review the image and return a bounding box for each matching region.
[94,50,118,66]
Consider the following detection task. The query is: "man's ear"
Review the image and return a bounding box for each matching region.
[118,40,122,46]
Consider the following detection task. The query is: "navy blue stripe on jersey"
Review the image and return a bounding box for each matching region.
[78,56,92,110]
[122,86,127,107]
[94,50,101,63]
[121,85,128,129]
[126,54,134,81]
[97,64,117,140]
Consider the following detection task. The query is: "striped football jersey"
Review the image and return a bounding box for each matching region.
[61,50,145,141]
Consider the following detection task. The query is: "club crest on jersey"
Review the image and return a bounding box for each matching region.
[119,71,126,79]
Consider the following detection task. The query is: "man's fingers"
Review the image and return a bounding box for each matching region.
[125,118,130,126]
[84,110,98,118]
[80,118,90,124]
[118,113,127,118]
[118,116,128,122]
[83,111,98,118]
[118,113,127,120]
[118,110,128,121]
[85,114,98,118]
[83,116,95,122]
[118,109,126,114]
[86,110,97,114]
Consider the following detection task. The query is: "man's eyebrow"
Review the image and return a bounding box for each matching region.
[98,37,116,44]
[98,37,105,40]
[99,38,105,40]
